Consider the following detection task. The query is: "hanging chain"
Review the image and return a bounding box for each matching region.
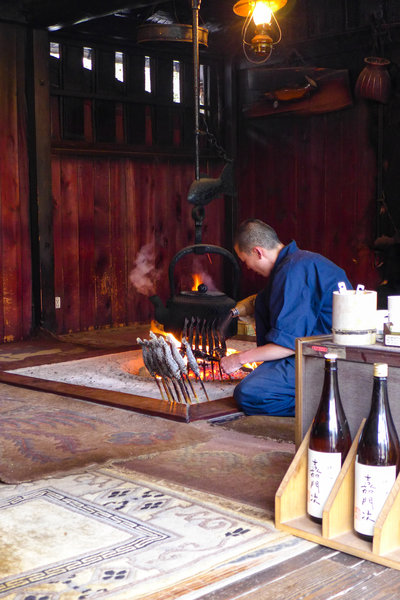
[369,5,392,56]
[199,115,233,163]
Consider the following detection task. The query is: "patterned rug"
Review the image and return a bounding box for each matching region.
[0,466,313,599]
[0,384,210,484]
[114,423,295,516]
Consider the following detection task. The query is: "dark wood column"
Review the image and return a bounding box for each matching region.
[28,29,56,331]
[0,22,32,341]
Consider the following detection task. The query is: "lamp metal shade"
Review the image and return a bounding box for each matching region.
[233,0,287,17]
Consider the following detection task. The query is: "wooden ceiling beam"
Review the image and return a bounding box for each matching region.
[22,0,170,28]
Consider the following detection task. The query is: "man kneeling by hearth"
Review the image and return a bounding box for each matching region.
[220,219,352,417]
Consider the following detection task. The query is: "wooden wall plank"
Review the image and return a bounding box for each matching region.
[78,158,96,330]
[52,157,64,333]
[153,160,172,303]
[110,158,126,325]
[93,158,112,327]
[324,112,345,260]
[353,103,379,290]
[124,159,141,324]
[60,159,80,331]
[299,117,326,254]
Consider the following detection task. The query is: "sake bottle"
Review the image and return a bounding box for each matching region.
[354,363,400,541]
[307,353,351,522]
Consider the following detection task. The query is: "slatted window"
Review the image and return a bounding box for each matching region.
[144,55,152,93]
[83,47,93,71]
[49,39,221,153]
[173,60,181,103]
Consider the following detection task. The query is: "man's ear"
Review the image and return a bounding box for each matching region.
[252,246,263,259]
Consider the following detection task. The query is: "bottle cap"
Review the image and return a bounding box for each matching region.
[374,363,388,377]
[324,353,338,361]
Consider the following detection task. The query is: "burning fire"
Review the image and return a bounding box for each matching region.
[192,273,202,291]
[149,320,257,380]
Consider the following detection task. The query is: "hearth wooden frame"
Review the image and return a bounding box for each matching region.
[0,348,239,423]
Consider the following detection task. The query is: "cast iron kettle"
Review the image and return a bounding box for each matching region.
[150,244,240,338]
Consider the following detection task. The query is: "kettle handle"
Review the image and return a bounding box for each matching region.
[169,244,240,300]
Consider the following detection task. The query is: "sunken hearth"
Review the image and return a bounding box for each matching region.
[4,339,255,422]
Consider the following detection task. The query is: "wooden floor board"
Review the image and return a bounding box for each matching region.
[260,559,374,600]
[328,551,367,567]
[198,547,333,599]
[342,567,400,600]
[200,549,399,600]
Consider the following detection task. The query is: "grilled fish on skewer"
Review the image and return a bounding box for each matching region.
[181,337,200,377]
[166,334,199,402]
[159,336,191,404]
[137,337,168,401]
[150,333,185,403]
[149,333,181,403]
[182,337,210,402]
[143,338,176,402]
[166,334,188,373]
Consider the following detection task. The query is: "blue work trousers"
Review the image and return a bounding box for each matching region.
[233,356,295,416]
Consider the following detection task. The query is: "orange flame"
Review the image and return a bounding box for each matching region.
[150,320,166,336]
[192,273,202,291]
[150,321,181,347]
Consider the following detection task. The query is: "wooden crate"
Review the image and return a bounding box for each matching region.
[276,335,400,569]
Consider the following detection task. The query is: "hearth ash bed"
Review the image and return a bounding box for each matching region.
[5,339,255,422]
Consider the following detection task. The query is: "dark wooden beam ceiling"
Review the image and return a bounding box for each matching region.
[22,0,170,28]
[16,0,239,56]
[20,0,236,30]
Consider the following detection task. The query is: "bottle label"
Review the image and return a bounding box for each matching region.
[307,448,342,519]
[354,461,397,537]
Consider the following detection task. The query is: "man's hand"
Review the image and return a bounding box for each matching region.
[235,294,257,317]
[220,343,295,376]
[220,352,243,375]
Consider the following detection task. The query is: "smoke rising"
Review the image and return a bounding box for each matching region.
[129,243,161,296]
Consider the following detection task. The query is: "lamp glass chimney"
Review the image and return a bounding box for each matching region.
[252,1,272,26]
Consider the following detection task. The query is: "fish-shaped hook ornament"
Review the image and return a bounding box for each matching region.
[187,162,235,207]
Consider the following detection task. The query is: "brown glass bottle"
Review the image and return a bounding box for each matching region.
[354,363,400,541]
[307,353,351,523]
